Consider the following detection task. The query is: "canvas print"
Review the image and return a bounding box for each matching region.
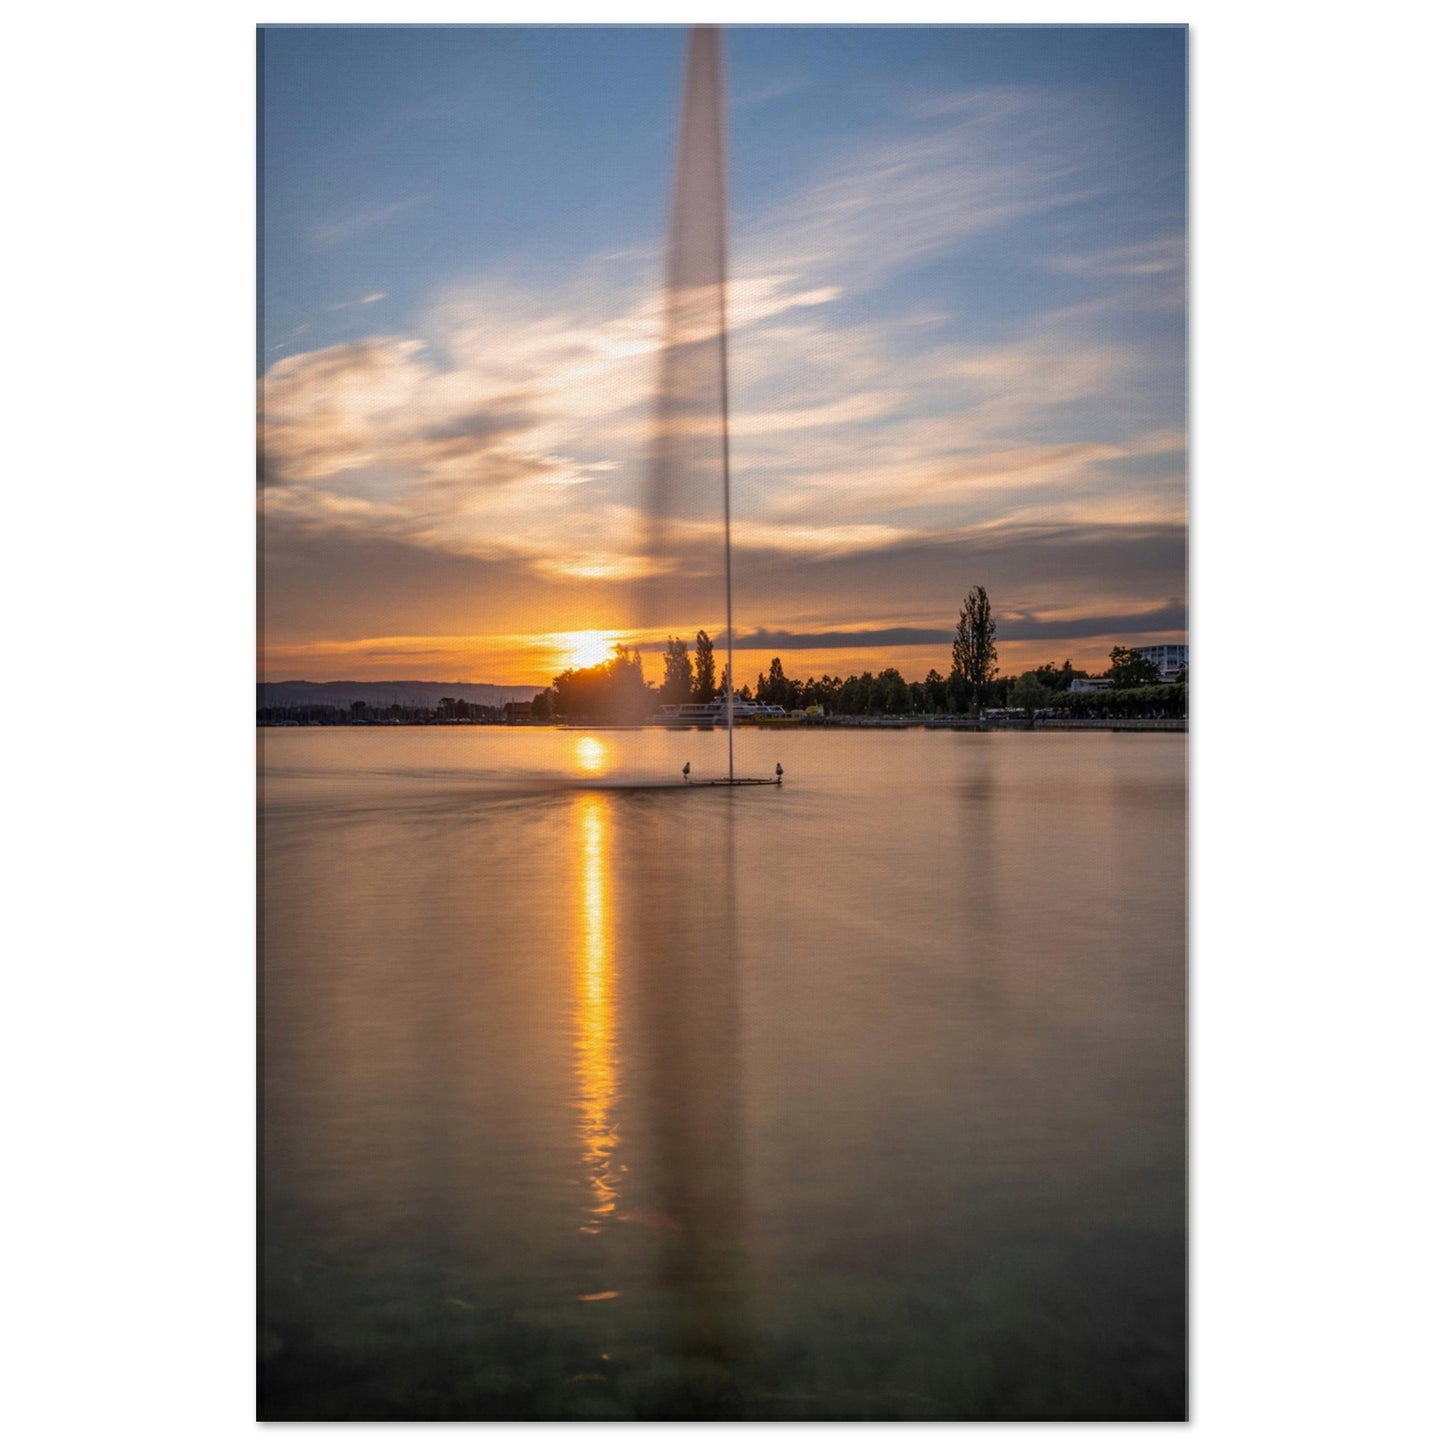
[258,24,1187,1421]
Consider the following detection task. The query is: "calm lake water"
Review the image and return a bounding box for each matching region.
[259,726,1186,1421]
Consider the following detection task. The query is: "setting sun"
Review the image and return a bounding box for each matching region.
[555,631,620,671]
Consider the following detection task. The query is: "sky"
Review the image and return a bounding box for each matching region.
[259,24,1186,688]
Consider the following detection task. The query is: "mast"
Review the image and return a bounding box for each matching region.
[721,314,734,781]
[708,28,739,786]
[713,29,734,782]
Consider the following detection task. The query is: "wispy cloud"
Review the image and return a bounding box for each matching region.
[1051,236,1185,278]
[326,291,389,311]
[737,86,1097,290]
[734,72,812,108]
[310,198,425,248]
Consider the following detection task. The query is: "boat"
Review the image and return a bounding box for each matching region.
[648,697,774,727]
[650,701,726,727]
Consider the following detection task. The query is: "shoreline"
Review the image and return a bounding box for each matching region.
[258,717,1187,733]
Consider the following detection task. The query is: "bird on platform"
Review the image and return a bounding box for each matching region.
[775,762,784,782]
[683,761,691,783]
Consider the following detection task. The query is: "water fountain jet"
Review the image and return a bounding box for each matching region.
[637,26,780,788]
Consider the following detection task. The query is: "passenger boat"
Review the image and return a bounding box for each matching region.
[648,697,776,727]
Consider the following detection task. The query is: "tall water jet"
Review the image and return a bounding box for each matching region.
[638,26,740,779]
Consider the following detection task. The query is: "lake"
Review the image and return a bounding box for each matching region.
[259,725,1186,1420]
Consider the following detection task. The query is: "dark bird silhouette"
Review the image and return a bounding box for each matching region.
[683,761,691,782]
[775,762,784,782]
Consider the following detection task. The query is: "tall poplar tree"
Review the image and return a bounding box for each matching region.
[692,630,718,703]
[952,586,999,700]
[661,636,694,704]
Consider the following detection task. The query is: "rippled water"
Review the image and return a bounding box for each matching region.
[259,726,1186,1420]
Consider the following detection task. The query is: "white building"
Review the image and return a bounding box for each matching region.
[1133,643,1188,682]
[1066,644,1189,691]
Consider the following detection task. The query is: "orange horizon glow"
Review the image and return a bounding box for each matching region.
[261,631,1186,692]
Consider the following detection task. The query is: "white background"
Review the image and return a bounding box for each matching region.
[5,2,1440,1440]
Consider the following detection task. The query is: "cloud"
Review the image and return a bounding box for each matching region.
[259,338,555,496]
[737,86,1097,290]
[261,338,431,484]
[261,511,1186,685]
[532,552,663,583]
[740,625,953,650]
[261,76,1185,676]
[735,601,1185,653]
[326,291,389,311]
[733,72,812,108]
[725,522,1188,642]
[1052,236,1185,278]
[994,599,1187,642]
[261,272,1184,605]
[310,198,425,248]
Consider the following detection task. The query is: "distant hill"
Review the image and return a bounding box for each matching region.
[258,680,540,710]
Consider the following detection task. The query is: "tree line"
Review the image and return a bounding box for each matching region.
[257,697,508,726]
[530,586,1186,722]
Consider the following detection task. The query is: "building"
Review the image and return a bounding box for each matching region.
[1068,677,1114,693]
[1133,643,1188,682]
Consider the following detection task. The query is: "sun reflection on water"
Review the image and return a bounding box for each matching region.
[573,794,621,1232]
[573,735,610,775]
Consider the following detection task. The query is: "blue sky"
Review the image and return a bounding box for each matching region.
[259,25,1186,685]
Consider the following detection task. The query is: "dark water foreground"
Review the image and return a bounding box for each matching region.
[259,728,1186,1420]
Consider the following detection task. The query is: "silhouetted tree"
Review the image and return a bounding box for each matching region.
[1009,672,1051,713]
[952,586,998,707]
[876,668,910,714]
[1034,659,1083,692]
[814,675,842,713]
[946,670,972,714]
[1106,646,1161,689]
[923,668,947,712]
[551,646,653,722]
[661,636,694,704]
[838,671,875,715]
[693,630,718,703]
[1050,682,1186,719]
[758,656,789,706]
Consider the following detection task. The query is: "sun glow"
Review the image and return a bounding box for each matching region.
[554,630,621,671]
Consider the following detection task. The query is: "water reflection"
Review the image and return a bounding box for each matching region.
[632,797,747,1371]
[564,787,749,1403]
[573,794,621,1232]
[260,729,1186,1419]
[958,739,999,945]
[572,735,610,775]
